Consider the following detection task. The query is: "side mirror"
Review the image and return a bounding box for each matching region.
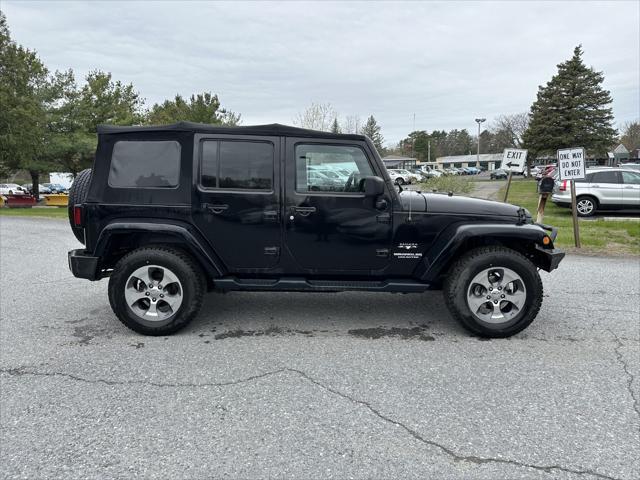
[362,176,385,197]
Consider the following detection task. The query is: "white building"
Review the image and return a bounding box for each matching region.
[436,153,504,171]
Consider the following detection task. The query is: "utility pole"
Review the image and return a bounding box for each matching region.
[475,118,486,168]
[428,141,431,163]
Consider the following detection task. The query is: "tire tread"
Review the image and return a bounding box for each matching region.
[443,246,543,337]
[108,246,205,335]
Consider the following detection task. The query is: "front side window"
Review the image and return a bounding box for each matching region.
[295,144,374,193]
[591,171,620,184]
[108,141,181,188]
[201,140,273,190]
[621,171,640,185]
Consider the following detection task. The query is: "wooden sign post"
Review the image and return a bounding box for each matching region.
[557,147,586,248]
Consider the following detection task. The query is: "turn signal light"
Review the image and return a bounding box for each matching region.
[73,205,83,227]
[542,236,551,246]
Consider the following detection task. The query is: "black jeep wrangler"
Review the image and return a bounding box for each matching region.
[68,122,564,337]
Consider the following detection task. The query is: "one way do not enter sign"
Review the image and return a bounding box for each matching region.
[502,148,527,172]
[557,147,586,181]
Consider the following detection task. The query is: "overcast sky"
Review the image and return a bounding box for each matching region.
[3,0,639,144]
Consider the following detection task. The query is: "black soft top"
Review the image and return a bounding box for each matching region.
[97,122,367,141]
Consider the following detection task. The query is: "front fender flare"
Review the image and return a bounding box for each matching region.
[417,223,550,282]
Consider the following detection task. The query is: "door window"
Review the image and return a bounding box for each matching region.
[295,144,374,193]
[590,171,620,184]
[201,140,273,190]
[621,171,640,185]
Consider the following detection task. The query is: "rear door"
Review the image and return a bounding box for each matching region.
[589,170,623,205]
[284,139,393,274]
[193,135,281,272]
[621,171,640,207]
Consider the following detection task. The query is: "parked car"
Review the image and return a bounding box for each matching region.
[619,163,640,171]
[67,121,564,338]
[43,183,68,194]
[490,169,508,180]
[22,183,53,194]
[424,168,443,178]
[387,169,416,185]
[408,169,429,182]
[536,164,556,181]
[0,183,26,195]
[444,167,460,175]
[552,167,640,217]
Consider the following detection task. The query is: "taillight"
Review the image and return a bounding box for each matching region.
[73,205,83,227]
[559,180,567,192]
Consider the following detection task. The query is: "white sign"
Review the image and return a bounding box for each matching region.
[502,149,527,172]
[557,148,586,180]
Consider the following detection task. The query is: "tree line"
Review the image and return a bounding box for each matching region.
[2,6,637,197]
[0,12,239,197]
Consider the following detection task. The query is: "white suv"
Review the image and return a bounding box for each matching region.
[0,183,26,195]
[552,167,640,216]
[387,169,417,185]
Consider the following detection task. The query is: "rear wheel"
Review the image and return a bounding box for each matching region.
[68,169,92,243]
[108,247,205,335]
[395,178,404,185]
[444,246,543,338]
[576,196,597,217]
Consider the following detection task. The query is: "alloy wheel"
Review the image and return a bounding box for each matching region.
[466,267,527,324]
[124,265,183,321]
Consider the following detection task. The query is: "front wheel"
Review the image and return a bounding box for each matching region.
[395,178,404,185]
[108,247,206,335]
[444,246,543,338]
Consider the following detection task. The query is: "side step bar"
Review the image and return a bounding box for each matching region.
[214,277,431,293]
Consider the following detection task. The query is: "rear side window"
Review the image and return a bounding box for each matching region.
[108,141,181,188]
[201,140,273,190]
[591,171,620,184]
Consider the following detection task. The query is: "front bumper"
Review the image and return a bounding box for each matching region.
[68,249,100,280]
[534,245,565,272]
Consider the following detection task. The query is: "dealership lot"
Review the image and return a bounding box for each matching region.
[1,217,638,480]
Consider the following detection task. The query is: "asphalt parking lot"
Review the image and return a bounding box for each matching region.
[1,217,639,480]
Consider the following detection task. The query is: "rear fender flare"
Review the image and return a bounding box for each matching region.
[94,221,225,278]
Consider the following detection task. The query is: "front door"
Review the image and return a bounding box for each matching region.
[588,170,623,205]
[621,170,640,207]
[284,139,392,274]
[193,135,281,272]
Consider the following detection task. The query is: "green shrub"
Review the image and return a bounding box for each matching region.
[419,176,473,195]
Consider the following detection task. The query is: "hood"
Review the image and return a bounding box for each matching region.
[399,190,524,218]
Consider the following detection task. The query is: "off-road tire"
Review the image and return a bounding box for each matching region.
[108,246,206,335]
[443,246,543,338]
[576,195,598,217]
[68,169,92,243]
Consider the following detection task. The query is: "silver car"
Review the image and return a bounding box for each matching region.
[551,167,640,216]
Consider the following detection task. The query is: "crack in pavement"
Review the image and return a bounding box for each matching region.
[1,365,623,480]
[609,329,640,427]
[0,366,289,389]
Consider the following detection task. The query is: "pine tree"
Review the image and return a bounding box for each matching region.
[523,45,617,158]
[330,117,341,134]
[361,115,384,151]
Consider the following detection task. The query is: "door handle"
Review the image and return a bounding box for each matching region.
[203,203,229,214]
[591,185,600,188]
[293,206,316,216]
[624,186,634,189]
